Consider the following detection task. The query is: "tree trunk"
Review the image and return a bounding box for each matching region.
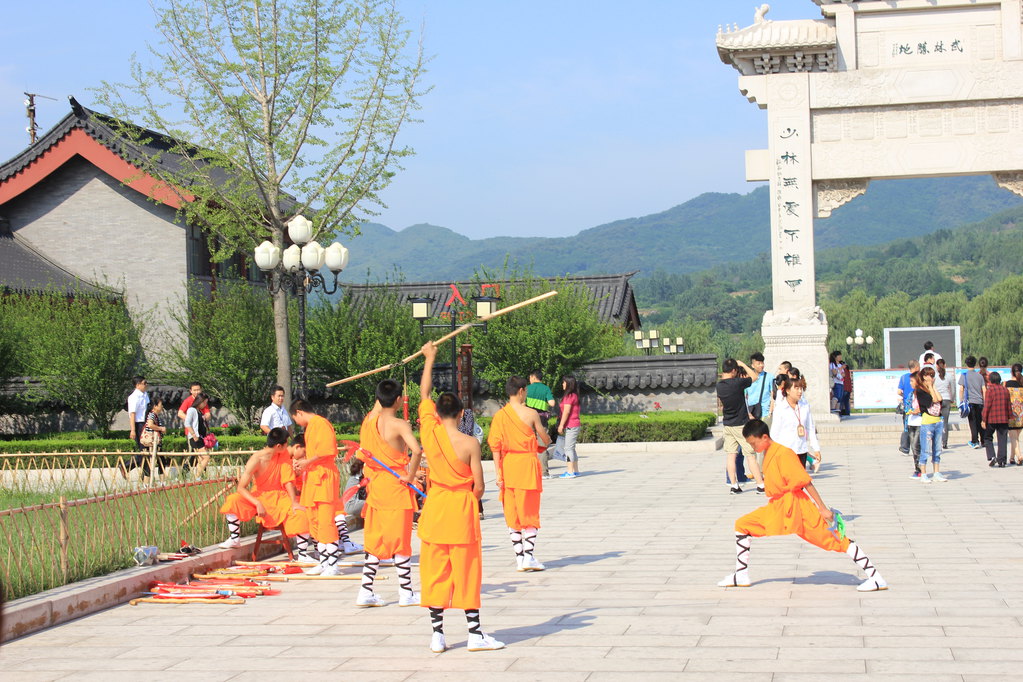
[273,286,292,407]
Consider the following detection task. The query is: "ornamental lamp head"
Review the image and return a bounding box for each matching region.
[253,241,281,271]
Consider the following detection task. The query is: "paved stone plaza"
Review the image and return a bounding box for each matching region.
[5,434,1023,681]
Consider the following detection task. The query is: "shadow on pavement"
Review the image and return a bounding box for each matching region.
[545,550,625,568]
[490,608,599,643]
[482,579,528,597]
[754,569,857,587]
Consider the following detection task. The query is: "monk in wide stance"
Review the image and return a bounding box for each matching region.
[488,375,551,571]
[417,341,504,652]
[219,427,311,551]
[718,419,887,592]
[356,379,423,607]
[290,400,345,576]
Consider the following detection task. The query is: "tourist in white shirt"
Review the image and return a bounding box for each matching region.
[918,341,942,369]
[127,375,150,451]
[260,385,294,435]
[770,376,822,473]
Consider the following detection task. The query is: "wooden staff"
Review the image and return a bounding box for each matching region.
[130,596,246,605]
[326,290,559,387]
[179,479,237,526]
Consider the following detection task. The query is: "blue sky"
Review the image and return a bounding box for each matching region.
[0,0,819,238]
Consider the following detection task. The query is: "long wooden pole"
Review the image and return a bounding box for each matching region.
[179,479,237,526]
[326,290,558,388]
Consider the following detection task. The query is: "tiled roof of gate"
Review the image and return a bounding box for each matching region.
[340,272,641,330]
[580,354,719,390]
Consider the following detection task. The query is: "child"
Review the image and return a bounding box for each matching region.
[289,434,362,559]
[718,419,887,592]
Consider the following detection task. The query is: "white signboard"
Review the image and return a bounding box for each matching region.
[851,370,905,410]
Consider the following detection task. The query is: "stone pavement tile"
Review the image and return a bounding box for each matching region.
[163,657,350,672]
[699,634,858,648]
[1,646,133,660]
[682,658,867,674]
[408,672,588,682]
[866,636,1022,649]
[75,634,235,648]
[58,672,236,682]
[0,673,65,682]
[339,656,512,672]
[862,616,1018,627]
[53,624,189,637]
[776,646,953,660]
[589,674,772,682]
[506,657,686,673]
[5,658,188,672]
[228,673,412,682]
[942,626,1023,637]
[224,634,388,647]
[772,675,962,682]
[951,648,1023,661]
[868,660,1023,675]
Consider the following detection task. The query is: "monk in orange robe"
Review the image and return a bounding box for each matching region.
[487,375,551,571]
[290,400,344,576]
[218,427,309,550]
[355,378,422,607]
[416,341,504,653]
[718,419,888,592]
[288,434,362,561]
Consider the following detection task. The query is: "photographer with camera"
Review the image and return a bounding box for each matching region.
[717,358,766,495]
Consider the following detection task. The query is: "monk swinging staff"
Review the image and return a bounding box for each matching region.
[718,419,887,592]
[417,341,504,652]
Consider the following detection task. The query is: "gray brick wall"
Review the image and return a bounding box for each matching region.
[5,157,189,359]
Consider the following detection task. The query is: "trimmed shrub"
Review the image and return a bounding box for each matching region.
[578,412,716,443]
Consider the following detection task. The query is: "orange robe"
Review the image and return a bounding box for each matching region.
[735,441,850,553]
[300,414,341,543]
[219,450,309,536]
[417,398,482,610]
[487,403,542,530]
[359,412,416,559]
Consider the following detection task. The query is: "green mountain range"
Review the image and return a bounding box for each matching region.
[345,176,1022,282]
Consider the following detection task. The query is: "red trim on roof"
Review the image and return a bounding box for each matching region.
[0,128,193,208]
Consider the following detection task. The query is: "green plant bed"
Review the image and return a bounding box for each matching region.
[578,411,716,444]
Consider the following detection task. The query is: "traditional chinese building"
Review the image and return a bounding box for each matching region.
[0,97,257,356]
[716,0,1023,420]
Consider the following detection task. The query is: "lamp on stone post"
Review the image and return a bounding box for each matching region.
[844,328,874,370]
[254,215,350,399]
[634,330,660,356]
[411,293,499,399]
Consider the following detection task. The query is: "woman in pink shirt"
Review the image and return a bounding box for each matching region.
[557,376,582,479]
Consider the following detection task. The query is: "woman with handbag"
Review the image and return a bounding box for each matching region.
[916,367,947,482]
[183,393,213,477]
[118,397,168,481]
[556,376,582,479]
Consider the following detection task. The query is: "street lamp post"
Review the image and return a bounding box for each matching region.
[254,215,350,399]
[844,328,875,370]
[410,294,499,398]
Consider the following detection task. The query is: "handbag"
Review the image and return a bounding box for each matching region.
[202,433,218,449]
[958,372,971,419]
[140,428,155,447]
[550,434,568,462]
[1008,386,1023,429]
[749,372,767,419]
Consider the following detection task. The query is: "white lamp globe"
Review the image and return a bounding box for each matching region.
[301,242,326,270]
[254,241,281,270]
[866,336,874,345]
[855,328,863,337]
[855,336,864,345]
[845,336,854,345]
[287,215,314,245]
[324,243,349,272]
[281,244,302,272]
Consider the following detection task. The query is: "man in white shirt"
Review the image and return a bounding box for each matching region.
[260,385,294,435]
[127,375,150,450]
[918,341,942,369]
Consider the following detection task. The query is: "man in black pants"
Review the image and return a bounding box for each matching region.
[958,356,985,448]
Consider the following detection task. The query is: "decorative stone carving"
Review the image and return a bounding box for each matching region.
[754,53,782,74]
[815,179,870,218]
[762,306,828,327]
[994,171,1023,198]
[755,4,770,24]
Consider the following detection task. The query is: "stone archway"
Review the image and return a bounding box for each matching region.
[717,0,1023,420]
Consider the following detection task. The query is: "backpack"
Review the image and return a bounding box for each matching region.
[1008,386,1023,429]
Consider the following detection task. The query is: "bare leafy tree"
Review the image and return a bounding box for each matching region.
[93,0,426,401]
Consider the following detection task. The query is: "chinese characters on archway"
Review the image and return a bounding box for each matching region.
[775,121,809,299]
[892,38,964,58]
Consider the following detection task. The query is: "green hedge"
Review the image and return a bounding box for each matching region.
[0,433,360,456]
[578,411,715,443]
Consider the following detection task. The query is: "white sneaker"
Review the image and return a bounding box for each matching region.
[356,589,384,607]
[515,555,526,572]
[303,564,324,575]
[430,632,447,653]
[320,565,343,576]
[919,474,931,483]
[717,571,751,587]
[398,589,420,607]
[521,555,545,571]
[219,537,241,549]
[857,575,888,592]
[295,552,318,564]
[341,540,363,555]
[931,472,949,482]
[467,632,505,651]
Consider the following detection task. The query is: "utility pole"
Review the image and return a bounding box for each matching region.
[24,93,57,144]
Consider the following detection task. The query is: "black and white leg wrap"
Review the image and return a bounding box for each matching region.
[465,609,482,635]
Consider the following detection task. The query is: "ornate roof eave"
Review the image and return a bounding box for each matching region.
[716,16,839,76]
